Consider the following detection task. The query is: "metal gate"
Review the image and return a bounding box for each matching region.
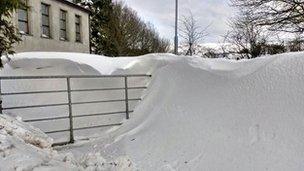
[0,74,151,146]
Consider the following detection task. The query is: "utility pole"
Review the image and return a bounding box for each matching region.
[174,0,178,55]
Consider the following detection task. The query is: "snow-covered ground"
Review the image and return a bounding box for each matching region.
[1,52,304,170]
[0,114,134,170]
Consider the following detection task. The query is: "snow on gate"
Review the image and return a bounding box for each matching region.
[0,74,151,144]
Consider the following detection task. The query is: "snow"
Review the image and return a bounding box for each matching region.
[112,52,304,170]
[1,52,304,170]
[2,52,179,75]
[0,114,134,170]
[0,114,69,171]
[0,52,160,143]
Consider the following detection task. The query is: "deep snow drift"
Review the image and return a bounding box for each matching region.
[1,52,304,170]
[113,53,304,170]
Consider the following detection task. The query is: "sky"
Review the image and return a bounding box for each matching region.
[121,0,235,44]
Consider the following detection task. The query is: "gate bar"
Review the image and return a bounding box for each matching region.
[124,76,130,119]
[66,77,74,144]
[73,110,134,118]
[0,74,151,80]
[3,103,69,110]
[0,78,2,114]
[1,90,67,96]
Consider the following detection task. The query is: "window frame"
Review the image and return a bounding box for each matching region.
[59,9,68,41]
[18,0,29,34]
[75,15,82,43]
[41,3,51,38]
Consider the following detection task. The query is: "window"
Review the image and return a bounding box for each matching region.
[75,15,81,42]
[18,0,29,34]
[60,10,67,40]
[41,3,50,38]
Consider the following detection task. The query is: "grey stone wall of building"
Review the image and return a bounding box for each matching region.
[13,0,90,53]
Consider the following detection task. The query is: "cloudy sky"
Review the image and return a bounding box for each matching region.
[121,0,236,44]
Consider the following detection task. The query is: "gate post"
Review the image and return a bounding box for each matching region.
[0,78,2,114]
[124,76,129,119]
[66,77,74,143]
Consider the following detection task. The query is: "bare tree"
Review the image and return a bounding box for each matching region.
[231,0,304,33]
[287,33,304,52]
[179,11,209,56]
[225,10,269,58]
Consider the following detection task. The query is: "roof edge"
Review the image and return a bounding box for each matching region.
[53,0,91,14]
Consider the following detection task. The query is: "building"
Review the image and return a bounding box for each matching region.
[13,0,90,53]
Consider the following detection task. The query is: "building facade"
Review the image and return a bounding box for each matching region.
[13,0,90,53]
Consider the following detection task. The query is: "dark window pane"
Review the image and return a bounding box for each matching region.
[41,3,50,37]
[42,26,50,37]
[60,10,66,20]
[60,30,66,39]
[60,20,66,29]
[18,9,28,21]
[42,15,49,26]
[41,4,49,15]
[75,15,80,23]
[76,25,80,32]
[60,10,67,40]
[75,15,81,42]
[18,22,28,33]
[18,2,28,34]
[76,33,81,42]
[41,6,46,14]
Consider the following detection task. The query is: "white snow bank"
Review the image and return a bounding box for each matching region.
[2,52,304,170]
[0,114,134,171]
[113,52,304,170]
[101,52,304,170]
[2,52,178,75]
